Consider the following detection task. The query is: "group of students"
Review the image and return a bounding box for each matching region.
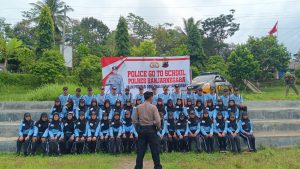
[16,84,256,156]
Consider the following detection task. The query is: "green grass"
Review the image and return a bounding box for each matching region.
[0,83,299,101]
[1,147,300,169]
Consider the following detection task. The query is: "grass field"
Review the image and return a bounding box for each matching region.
[1,147,300,169]
[0,83,299,101]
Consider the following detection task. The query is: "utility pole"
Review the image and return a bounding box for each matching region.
[62,5,67,56]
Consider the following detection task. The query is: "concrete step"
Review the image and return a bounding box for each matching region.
[0,102,52,110]
[1,131,300,152]
[246,101,300,109]
[248,108,300,119]
[0,109,49,122]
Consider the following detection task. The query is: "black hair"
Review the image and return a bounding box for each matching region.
[144,91,153,100]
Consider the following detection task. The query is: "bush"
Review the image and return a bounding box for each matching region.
[0,72,41,87]
[31,50,66,84]
[295,68,300,80]
[191,65,200,78]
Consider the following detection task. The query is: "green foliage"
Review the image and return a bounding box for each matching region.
[71,17,110,56]
[153,25,187,55]
[182,17,206,67]
[130,41,157,56]
[36,5,55,56]
[116,16,130,56]
[0,37,23,71]
[206,55,228,77]
[13,20,36,48]
[0,72,41,87]
[295,68,300,80]
[31,50,66,84]
[168,44,189,56]
[74,54,101,86]
[202,9,240,56]
[14,47,35,73]
[101,31,117,56]
[246,36,290,80]
[73,43,90,66]
[227,45,260,85]
[126,13,153,40]
[191,65,200,78]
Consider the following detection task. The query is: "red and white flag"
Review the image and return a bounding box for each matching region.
[268,21,278,35]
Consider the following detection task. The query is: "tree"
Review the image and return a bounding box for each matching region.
[13,20,37,48]
[31,49,66,83]
[116,16,130,56]
[75,55,101,86]
[153,24,186,55]
[130,41,157,56]
[73,43,90,66]
[0,37,23,72]
[206,55,228,77]
[14,47,35,73]
[126,13,153,40]
[168,44,189,56]
[181,17,205,67]
[0,18,14,39]
[36,5,55,57]
[246,36,290,80]
[227,45,260,86]
[71,17,110,55]
[23,0,73,42]
[101,31,117,56]
[202,9,240,56]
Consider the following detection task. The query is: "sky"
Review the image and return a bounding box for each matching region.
[0,0,300,54]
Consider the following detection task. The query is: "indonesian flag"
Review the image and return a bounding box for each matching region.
[268,21,278,35]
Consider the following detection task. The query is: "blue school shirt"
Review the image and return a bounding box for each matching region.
[106,94,122,105]
[213,120,228,134]
[158,93,172,105]
[230,94,244,105]
[96,94,106,106]
[18,121,34,136]
[59,94,71,107]
[87,121,100,137]
[195,94,205,104]
[183,92,195,104]
[220,95,230,107]
[135,94,145,103]
[71,95,83,108]
[122,122,138,137]
[171,92,183,105]
[205,93,218,105]
[83,94,96,106]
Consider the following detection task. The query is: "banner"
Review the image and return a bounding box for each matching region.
[101,56,190,96]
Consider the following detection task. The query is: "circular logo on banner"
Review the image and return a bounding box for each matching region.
[150,62,159,68]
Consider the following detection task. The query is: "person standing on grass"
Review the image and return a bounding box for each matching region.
[285,72,299,96]
[133,91,162,169]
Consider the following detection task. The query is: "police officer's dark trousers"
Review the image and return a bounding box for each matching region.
[135,125,162,169]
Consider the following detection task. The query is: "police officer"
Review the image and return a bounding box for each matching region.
[31,112,49,155]
[133,91,162,169]
[285,72,299,96]
[17,113,34,156]
[106,66,124,94]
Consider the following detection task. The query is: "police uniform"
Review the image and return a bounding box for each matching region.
[106,66,124,94]
[16,113,34,156]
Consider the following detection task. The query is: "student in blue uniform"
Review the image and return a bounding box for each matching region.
[200,110,214,153]
[187,110,202,152]
[194,88,206,105]
[134,86,145,104]
[31,112,49,155]
[109,99,124,120]
[164,99,175,120]
[176,113,189,152]
[106,86,122,106]
[220,89,230,108]
[83,86,96,108]
[76,99,88,119]
[59,111,75,154]
[99,113,110,152]
[109,112,123,153]
[49,98,62,121]
[157,111,168,153]
[46,112,63,156]
[194,100,204,118]
[227,99,240,120]
[96,86,106,109]
[230,88,247,112]
[61,98,76,119]
[171,84,183,105]
[87,111,100,153]
[122,110,138,153]
[174,98,184,120]
[72,88,83,108]
[101,100,113,120]
[206,99,217,119]
[183,86,195,106]
[156,98,166,118]
[132,98,142,119]
[184,98,195,117]
[123,99,133,113]
[239,112,256,152]
[122,87,133,105]
[86,98,100,120]
[74,111,88,154]
[59,86,71,107]
[16,113,34,156]
[213,112,228,152]
[227,114,241,153]
[205,87,218,106]
[216,99,228,119]
[165,111,177,152]
[152,86,159,105]
[159,85,172,105]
